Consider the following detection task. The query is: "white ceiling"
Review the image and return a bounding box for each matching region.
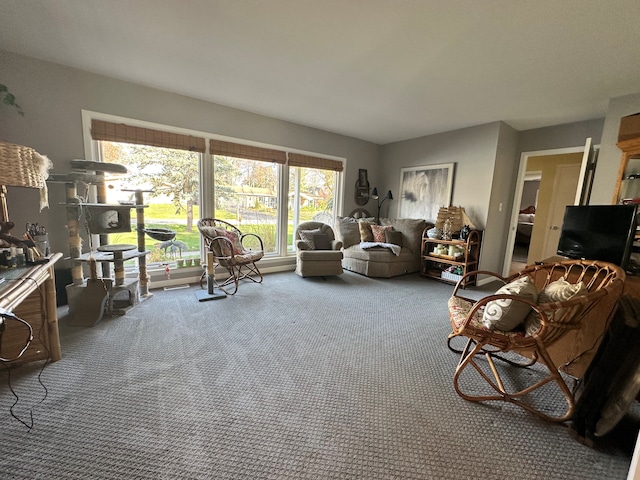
[1,0,640,145]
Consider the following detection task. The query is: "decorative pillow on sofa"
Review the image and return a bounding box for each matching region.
[335,217,362,249]
[299,228,321,250]
[524,277,587,336]
[385,230,403,247]
[482,275,538,331]
[358,220,375,242]
[371,224,393,243]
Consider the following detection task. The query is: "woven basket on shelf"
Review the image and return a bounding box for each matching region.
[0,140,47,188]
[435,206,476,232]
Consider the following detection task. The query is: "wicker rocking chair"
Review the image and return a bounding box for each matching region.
[197,218,264,295]
[447,260,625,422]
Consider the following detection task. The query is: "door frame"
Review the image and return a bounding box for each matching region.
[502,142,594,276]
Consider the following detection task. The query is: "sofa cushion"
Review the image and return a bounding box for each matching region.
[358,220,375,242]
[313,233,332,250]
[385,230,403,247]
[379,217,426,254]
[371,224,393,243]
[299,228,321,250]
[343,244,413,263]
[335,217,362,248]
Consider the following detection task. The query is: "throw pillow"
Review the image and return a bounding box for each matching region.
[482,275,538,331]
[222,229,244,255]
[211,227,243,257]
[335,217,361,249]
[371,224,393,243]
[524,277,588,336]
[299,228,321,250]
[385,230,403,247]
[358,220,375,242]
[313,233,332,250]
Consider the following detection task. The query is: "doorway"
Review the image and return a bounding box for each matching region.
[504,140,596,277]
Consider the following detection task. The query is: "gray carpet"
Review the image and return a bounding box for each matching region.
[0,271,635,479]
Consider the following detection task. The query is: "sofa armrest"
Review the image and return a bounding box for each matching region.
[332,239,343,250]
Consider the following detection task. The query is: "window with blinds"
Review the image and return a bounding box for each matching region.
[88,116,343,265]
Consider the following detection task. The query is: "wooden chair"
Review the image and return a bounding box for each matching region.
[347,208,372,219]
[197,218,264,295]
[447,260,625,422]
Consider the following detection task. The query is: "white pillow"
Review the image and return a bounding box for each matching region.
[482,276,538,331]
[524,277,587,336]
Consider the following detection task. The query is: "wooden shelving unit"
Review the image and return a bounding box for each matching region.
[420,229,482,288]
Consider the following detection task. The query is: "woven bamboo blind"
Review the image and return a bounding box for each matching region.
[210,139,286,164]
[288,153,343,172]
[91,120,206,153]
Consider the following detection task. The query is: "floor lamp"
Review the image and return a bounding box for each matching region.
[371,187,393,220]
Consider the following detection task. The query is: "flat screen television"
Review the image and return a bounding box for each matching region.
[557,204,638,269]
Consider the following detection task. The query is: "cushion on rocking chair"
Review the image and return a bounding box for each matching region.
[482,275,538,331]
[524,276,588,336]
[448,296,527,340]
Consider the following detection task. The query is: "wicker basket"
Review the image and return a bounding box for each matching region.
[435,206,476,232]
[0,140,47,188]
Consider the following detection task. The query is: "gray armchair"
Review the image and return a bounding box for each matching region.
[294,221,343,277]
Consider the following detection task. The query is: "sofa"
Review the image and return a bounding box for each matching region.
[334,216,429,278]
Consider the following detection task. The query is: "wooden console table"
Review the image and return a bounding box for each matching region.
[0,252,62,364]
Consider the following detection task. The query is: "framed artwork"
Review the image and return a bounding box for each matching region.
[397,163,454,222]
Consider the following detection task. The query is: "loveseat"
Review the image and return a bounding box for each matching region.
[334,216,429,278]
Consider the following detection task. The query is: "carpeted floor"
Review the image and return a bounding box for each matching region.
[0,271,636,479]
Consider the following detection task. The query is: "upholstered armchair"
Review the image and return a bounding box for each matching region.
[294,221,343,277]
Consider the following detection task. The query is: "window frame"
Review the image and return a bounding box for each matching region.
[81,110,345,266]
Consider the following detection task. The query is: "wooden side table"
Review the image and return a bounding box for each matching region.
[0,253,62,364]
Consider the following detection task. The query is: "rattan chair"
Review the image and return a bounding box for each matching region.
[197,218,264,295]
[447,260,625,422]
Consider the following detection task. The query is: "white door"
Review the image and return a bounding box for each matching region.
[539,163,582,260]
[503,138,595,276]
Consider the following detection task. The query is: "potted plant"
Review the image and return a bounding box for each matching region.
[0,83,24,115]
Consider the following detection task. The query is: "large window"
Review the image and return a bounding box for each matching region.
[287,166,337,252]
[213,155,279,254]
[101,141,202,263]
[87,115,343,267]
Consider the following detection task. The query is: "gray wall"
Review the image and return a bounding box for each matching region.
[380,122,508,272]
[0,50,380,261]
[516,118,604,155]
[485,122,520,273]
